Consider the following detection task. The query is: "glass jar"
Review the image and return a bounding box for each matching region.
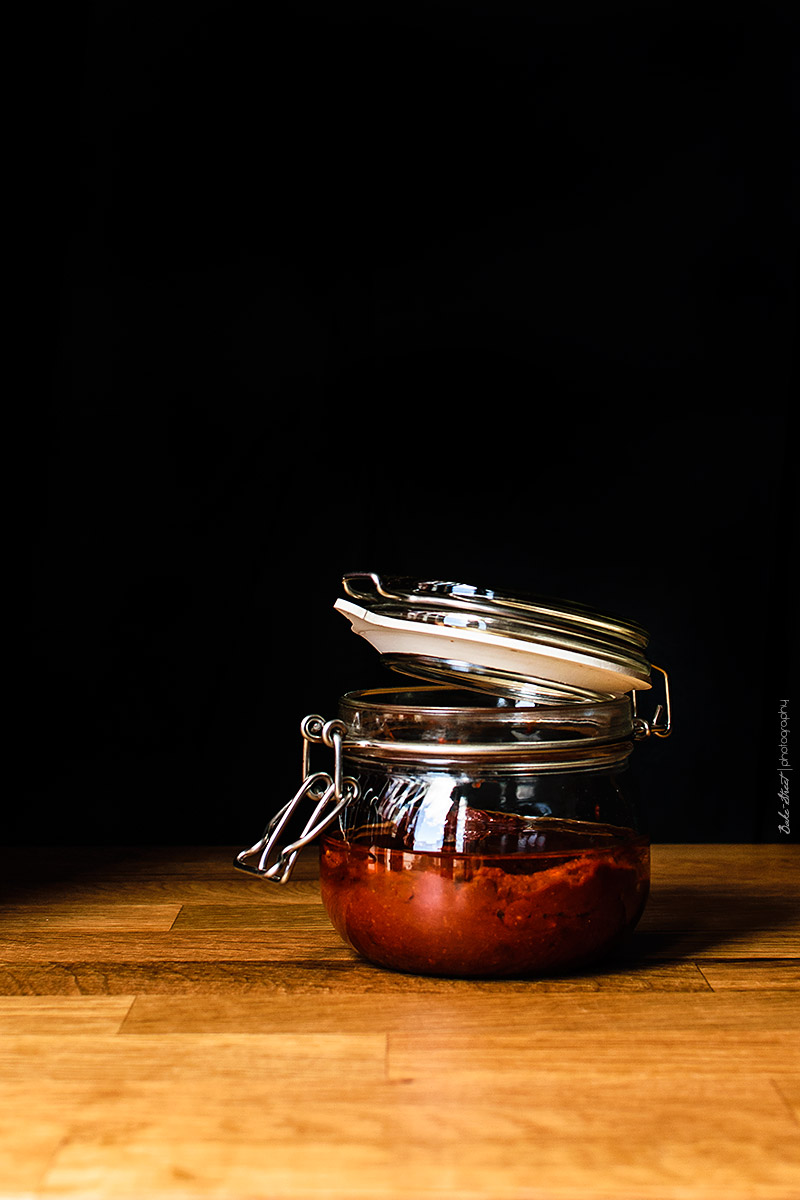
[237,574,670,978]
[320,686,648,977]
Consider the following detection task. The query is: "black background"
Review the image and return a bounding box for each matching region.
[27,2,794,847]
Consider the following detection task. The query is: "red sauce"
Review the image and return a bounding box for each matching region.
[319,820,649,977]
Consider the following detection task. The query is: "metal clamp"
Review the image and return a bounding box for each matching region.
[234,715,360,884]
[632,664,672,739]
[342,571,406,602]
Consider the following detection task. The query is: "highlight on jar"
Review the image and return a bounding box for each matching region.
[235,572,672,978]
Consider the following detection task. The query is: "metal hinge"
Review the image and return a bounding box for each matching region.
[632,664,672,739]
[234,715,359,884]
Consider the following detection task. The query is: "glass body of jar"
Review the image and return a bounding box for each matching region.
[318,686,649,978]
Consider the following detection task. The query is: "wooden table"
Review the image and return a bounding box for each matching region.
[1,843,798,1199]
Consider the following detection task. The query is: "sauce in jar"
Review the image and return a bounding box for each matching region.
[319,818,649,977]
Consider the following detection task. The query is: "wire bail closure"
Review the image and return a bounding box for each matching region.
[234,716,360,884]
[631,664,672,739]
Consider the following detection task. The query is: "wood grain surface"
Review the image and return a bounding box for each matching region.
[1,843,798,1199]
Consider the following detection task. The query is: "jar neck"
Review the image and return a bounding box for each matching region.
[338,686,635,771]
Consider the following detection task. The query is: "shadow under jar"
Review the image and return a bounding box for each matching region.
[318,687,649,978]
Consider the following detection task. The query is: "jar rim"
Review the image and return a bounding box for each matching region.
[340,684,632,717]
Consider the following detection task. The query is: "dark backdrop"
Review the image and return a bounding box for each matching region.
[27,2,794,847]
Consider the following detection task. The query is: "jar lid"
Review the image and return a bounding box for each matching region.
[334,572,653,703]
